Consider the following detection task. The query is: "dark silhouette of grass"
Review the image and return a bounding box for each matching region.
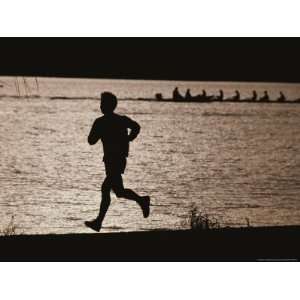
[0,215,18,236]
[35,77,39,93]
[14,77,20,97]
[22,77,30,98]
[13,77,39,98]
[187,205,221,231]
[185,205,254,231]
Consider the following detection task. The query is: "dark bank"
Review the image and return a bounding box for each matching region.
[0,226,299,261]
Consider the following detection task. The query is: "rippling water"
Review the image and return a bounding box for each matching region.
[1,77,300,234]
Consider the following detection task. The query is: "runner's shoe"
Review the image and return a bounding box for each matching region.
[84,219,102,232]
[140,196,150,218]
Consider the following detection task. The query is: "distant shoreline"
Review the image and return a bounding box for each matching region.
[1,94,300,104]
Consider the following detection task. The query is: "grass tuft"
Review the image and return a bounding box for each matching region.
[0,215,19,236]
[185,205,221,231]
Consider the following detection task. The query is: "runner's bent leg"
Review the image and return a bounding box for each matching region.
[111,174,150,218]
[96,176,112,225]
[111,174,144,202]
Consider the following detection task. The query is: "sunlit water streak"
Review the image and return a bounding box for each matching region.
[0,77,300,234]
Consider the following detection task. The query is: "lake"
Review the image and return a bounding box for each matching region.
[0,77,300,234]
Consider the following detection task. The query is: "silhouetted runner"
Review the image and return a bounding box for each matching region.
[85,92,150,232]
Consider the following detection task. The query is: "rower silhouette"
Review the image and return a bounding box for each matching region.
[233,90,240,101]
[218,90,224,101]
[252,90,258,101]
[185,89,192,100]
[85,92,150,232]
[173,87,183,101]
[213,89,223,101]
[259,90,270,102]
[277,91,286,102]
[201,89,207,98]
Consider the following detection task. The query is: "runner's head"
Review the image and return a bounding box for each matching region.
[100,92,118,114]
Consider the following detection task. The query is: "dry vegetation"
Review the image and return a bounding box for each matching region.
[184,205,222,231]
[0,215,19,236]
[185,204,252,231]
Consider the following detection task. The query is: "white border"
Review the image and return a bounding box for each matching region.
[0,0,300,36]
[0,1,299,299]
[0,263,299,300]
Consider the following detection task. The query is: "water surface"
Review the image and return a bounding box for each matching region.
[0,77,300,234]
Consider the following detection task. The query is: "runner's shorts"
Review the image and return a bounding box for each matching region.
[103,156,127,175]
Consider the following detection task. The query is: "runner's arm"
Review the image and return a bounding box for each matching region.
[126,117,140,141]
[88,120,101,145]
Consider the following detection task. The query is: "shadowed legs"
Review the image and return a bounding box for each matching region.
[110,174,150,219]
[85,174,150,232]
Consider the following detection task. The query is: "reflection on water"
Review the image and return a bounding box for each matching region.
[0,77,300,234]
